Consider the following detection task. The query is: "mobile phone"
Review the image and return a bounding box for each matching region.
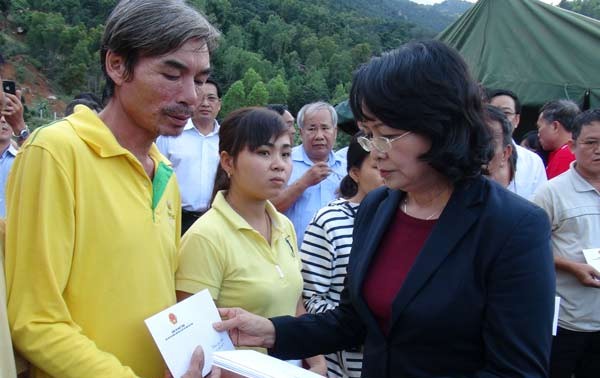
[3,80,16,95]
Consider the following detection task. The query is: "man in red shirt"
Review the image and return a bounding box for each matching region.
[537,99,580,179]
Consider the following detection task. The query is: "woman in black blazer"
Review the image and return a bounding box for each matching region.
[215,40,556,378]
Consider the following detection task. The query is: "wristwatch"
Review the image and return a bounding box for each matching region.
[15,126,30,141]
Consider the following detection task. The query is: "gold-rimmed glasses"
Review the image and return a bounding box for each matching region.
[357,131,412,153]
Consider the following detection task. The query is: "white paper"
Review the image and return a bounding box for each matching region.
[213,350,322,378]
[583,248,600,273]
[552,296,561,336]
[145,289,234,377]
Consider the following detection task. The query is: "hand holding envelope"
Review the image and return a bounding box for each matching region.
[213,308,277,349]
[163,346,222,378]
[147,291,320,378]
[146,290,235,377]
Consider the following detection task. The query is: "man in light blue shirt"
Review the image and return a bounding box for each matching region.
[157,78,221,234]
[272,102,346,246]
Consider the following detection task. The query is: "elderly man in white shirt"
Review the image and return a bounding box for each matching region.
[157,78,222,234]
[488,89,547,200]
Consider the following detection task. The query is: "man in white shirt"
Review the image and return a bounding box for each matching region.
[533,108,600,378]
[157,78,221,234]
[489,89,547,200]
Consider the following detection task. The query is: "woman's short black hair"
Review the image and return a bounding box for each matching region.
[349,40,492,183]
[212,107,289,199]
[339,131,370,198]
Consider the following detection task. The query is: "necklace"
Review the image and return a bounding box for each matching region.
[402,189,448,220]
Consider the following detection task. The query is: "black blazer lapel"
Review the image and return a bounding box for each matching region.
[349,188,402,337]
[389,178,486,328]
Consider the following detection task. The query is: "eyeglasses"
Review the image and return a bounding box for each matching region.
[357,131,412,153]
[200,95,220,104]
[578,139,600,150]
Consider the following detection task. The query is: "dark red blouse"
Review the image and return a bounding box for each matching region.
[362,208,436,333]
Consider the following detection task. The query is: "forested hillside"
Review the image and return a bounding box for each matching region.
[0,0,421,121]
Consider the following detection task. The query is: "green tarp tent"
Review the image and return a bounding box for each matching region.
[437,0,600,113]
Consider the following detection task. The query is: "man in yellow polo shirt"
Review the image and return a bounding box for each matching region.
[3,1,219,377]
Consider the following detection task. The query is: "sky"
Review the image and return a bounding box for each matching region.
[411,0,561,4]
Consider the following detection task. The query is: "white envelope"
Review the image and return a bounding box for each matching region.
[213,350,322,378]
[145,289,234,377]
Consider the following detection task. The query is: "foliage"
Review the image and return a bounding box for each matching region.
[559,0,600,20]
[220,80,246,117]
[246,81,268,107]
[0,0,471,145]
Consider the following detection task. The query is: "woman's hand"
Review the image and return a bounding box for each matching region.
[213,308,276,348]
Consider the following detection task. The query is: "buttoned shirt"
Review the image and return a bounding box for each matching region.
[533,162,600,332]
[0,144,18,218]
[507,144,547,201]
[284,145,346,248]
[157,119,220,212]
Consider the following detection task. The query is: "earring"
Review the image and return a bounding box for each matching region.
[226,171,231,179]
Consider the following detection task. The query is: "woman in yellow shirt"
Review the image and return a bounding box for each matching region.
[175,107,326,374]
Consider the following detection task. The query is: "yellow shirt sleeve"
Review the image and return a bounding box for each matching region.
[4,145,138,378]
[176,228,226,300]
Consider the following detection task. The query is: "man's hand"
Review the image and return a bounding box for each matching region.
[569,262,600,288]
[299,162,331,187]
[164,346,221,378]
[213,308,276,348]
[2,90,26,134]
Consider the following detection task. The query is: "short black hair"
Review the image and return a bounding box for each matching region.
[487,89,521,114]
[266,104,289,116]
[572,108,600,140]
[204,77,222,98]
[539,99,580,133]
[349,40,492,183]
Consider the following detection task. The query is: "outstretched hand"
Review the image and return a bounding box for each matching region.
[213,308,276,348]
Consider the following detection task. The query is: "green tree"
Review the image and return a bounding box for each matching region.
[220,80,246,118]
[305,50,322,68]
[559,0,600,19]
[242,68,262,94]
[331,83,349,105]
[246,81,269,106]
[266,75,289,104]
[327,52,353,90]
[351,43,372,66]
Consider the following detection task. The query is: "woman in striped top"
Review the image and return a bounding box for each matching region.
[300,132,384,378]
